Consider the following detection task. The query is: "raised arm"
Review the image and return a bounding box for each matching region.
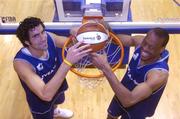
[13,59,71,102]
[117,34,145,47]
[91,53,168,107]
[14,42,92,102]
[102,64,168,107]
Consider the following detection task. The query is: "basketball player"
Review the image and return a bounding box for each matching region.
[91,28,169,119]
[13,17,91,119]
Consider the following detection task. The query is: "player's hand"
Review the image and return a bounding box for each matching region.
[66,41,92,64]
[90,52,110,70]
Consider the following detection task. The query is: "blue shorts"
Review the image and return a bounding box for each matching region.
[108,96,146,119]
[31,92,65,119]
[108,96,125,118]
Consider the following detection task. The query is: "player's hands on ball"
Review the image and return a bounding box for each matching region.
[90,52,110,70]
[66,41,92,65]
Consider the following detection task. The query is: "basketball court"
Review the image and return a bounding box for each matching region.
[0,0,180,119]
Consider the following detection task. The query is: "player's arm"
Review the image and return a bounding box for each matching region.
[14,42,91,102]
[103,66,168,107]
[91,53,168,107]
[13,60,71,102]
[117,34,145,47]
[125,69,168,107]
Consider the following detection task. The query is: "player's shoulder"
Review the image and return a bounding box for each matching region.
[147,68,169,81]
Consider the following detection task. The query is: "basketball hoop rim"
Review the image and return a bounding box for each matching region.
[62,31,124,78]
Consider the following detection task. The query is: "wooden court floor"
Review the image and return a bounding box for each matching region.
[0,0,180,119]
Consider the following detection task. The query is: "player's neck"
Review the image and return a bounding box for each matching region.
[27,47,48,59]
[140,56,161,66]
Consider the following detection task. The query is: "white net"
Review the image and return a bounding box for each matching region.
[78,73,105,89]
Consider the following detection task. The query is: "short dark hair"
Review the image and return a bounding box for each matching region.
[16,17,45,47]
[150,28,169,47]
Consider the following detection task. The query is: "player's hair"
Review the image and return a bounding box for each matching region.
[150,28,169,47]
[16,17,45,47]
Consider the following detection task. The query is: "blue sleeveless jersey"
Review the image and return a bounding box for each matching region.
[14,33,68,114]
[118,46,169,118]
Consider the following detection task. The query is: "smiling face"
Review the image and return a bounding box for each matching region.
[140,31,165,64]
[26,24,48,51]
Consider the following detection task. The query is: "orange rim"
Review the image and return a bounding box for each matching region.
[62,32,124,78]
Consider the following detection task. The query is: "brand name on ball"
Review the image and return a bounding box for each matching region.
[76,31,108,44]
[83,34,101,41]
[83,36,96,40]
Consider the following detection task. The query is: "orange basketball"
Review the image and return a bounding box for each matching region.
[75,22,109,52]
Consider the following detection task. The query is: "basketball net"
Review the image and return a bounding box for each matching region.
[62,16,124,88]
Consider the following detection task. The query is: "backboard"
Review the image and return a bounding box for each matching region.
[54,0,131,22]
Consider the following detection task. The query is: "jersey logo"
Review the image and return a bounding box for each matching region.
[36,63,43,71]
[127,67,139,85]
[133,53,139,60]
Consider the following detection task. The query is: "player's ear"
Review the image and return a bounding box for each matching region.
[25,40,30,46]
[160,47,165,54]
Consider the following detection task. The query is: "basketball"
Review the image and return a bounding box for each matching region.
[75,22,109,52]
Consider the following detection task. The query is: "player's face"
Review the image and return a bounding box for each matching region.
[140,32,164,63]
[28,24,48,51]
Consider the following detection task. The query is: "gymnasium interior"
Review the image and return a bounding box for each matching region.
[0,0,180,119]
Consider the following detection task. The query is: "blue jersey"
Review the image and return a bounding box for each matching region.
[108,46,169,118]
[14,33,68,114]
